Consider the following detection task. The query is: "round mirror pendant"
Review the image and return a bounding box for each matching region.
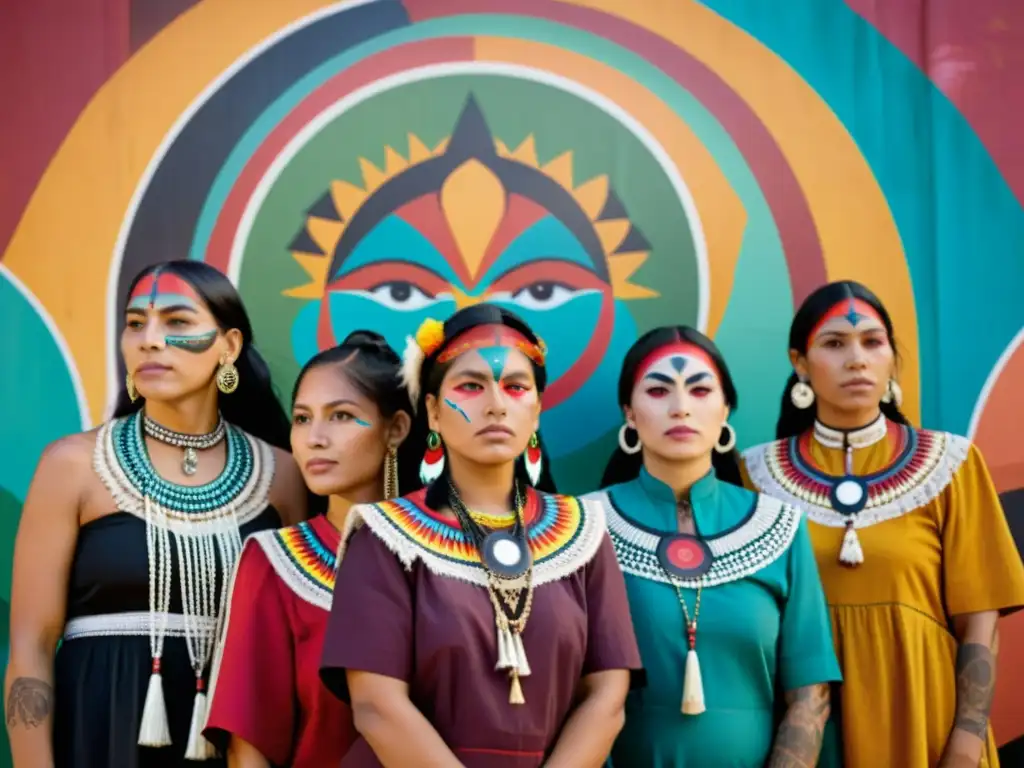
[482,531,532,579]
[656,534,714,580]
[830,476,869,515]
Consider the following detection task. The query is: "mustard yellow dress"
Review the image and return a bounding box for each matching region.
[742,415,1024,767]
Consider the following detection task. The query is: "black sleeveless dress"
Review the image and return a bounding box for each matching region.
[52,414,280,767]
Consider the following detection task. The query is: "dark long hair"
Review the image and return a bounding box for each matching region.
[291,330,422,497]
[775,280,910,440]
[413,304,557,509]
[111,260,290,450]
[600,326,743,489]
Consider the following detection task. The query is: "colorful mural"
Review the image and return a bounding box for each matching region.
[2,0,1023,761]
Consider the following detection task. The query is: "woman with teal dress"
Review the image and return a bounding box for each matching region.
[591,326,841,767]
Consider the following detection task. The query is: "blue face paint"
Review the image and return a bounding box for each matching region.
[354,418,372,428]
[844,297,864,327]
[477,345,511,382]
[669,355,687,374]
[444,398,471,423]
[165,330,217,353]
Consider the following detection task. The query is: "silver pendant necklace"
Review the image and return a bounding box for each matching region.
[143,412,227,476]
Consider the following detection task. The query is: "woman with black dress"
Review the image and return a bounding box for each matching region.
[4,260,307,767]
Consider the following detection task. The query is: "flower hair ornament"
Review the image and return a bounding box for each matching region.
[400,317,547,408]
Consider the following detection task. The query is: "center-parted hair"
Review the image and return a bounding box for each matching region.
[600,325,742,489]
[291,330,421,497]
[412,304,557,508]
[775,280,909,440]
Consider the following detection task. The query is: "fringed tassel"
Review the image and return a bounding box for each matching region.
[509,670,526,705]
[495,625,515,670]
[511,631,531,677]
[138,660,172,747]
[681,648,706,715]
[839,521,864,567]
[184,683,211,761]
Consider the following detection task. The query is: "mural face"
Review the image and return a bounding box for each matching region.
[281,95,667,459]
[4,0,1024,761]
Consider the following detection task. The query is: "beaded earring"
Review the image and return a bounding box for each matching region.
[420,431,445,484]
[524,433,542,486]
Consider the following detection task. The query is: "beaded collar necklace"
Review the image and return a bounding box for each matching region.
[94,410,272,759]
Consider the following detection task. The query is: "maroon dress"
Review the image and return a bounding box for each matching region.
[204,515,354,766]
[320,488,643,767]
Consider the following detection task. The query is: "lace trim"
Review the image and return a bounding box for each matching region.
[339,493,606,588]
[93,417,274,533]
[743,429,971,529]
[252,522,336,611]
[588,491,802,588]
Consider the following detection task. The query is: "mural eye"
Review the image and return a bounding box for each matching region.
[365,281,438,311]
[510,281,578,310]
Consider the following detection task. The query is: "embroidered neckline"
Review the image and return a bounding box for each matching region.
[340,491,605,588]
[592,491,801,588]
[813,413,887,450]
[253,518,338,610]
[94,413,274,530]
[743,427,971,529]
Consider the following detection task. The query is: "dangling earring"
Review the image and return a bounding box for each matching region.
[126,372,139,403]
[384,446,399,499]
[881,378,903,407]
[618,424,642,455]
[216,356,239,394]
[524,433,542,486]
[715,422,737,453]
[420,431,445,484]
[790,377,815,409]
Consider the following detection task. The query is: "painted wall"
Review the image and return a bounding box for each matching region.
[2,0,1023,761]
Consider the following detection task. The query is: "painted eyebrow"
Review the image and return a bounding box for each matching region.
[125,304,199,315]
[643,372,675,384]
[685,372,713,385]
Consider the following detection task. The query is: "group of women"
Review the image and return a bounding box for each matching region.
[4,259,1022,768]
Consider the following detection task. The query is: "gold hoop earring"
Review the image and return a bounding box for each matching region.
[216,358,239,394]
[384,446,399,500]
[126,372,139,403]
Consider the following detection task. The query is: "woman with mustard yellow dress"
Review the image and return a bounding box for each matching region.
[742,280,1024,768]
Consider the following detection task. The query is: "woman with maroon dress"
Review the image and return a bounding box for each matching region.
[319,304,643,767]
[203,332,418,766]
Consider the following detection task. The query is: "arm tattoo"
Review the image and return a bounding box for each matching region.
[953,642,995,740]
[768,683,831,768]
[6,677,54,730]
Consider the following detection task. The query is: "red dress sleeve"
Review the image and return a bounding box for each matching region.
[320,525,415,702]
[204,539,296,765]
[583,533,644,684]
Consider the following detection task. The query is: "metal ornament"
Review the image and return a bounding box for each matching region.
[618,424,642,454]
[216,360,239,394]
[790,380,815,409]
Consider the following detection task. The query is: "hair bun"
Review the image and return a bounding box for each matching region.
[342,330,398,359]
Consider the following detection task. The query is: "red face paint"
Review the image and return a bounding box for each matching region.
[808,297,885,342]
[128,270,202,311]
[634,342,720,388]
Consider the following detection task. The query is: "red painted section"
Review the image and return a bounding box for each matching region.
[846,0,1024,206]
[0,0,130,256]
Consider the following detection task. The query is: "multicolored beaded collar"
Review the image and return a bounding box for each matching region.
[590,491,802,588]
[743,423,971,529]
[95,410,273,529]
[340,490,605,588]
[251,519,338,610]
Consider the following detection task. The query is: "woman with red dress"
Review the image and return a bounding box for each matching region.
[319,304,644,767]
[204,331,418,766]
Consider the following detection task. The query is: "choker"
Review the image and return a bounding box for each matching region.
[144,413,227,476]
[813,414,887,451]
[448,481,534,706]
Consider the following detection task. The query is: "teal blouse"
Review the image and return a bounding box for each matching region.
[595,469,841,768]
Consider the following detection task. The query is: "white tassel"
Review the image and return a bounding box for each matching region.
[495,626,514,670]
[681,648,706,715]
[399,336,425,408]
[512,631,531,677]
[184,690,211,761]
[138,668,172,747]
[839,522,864,567]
